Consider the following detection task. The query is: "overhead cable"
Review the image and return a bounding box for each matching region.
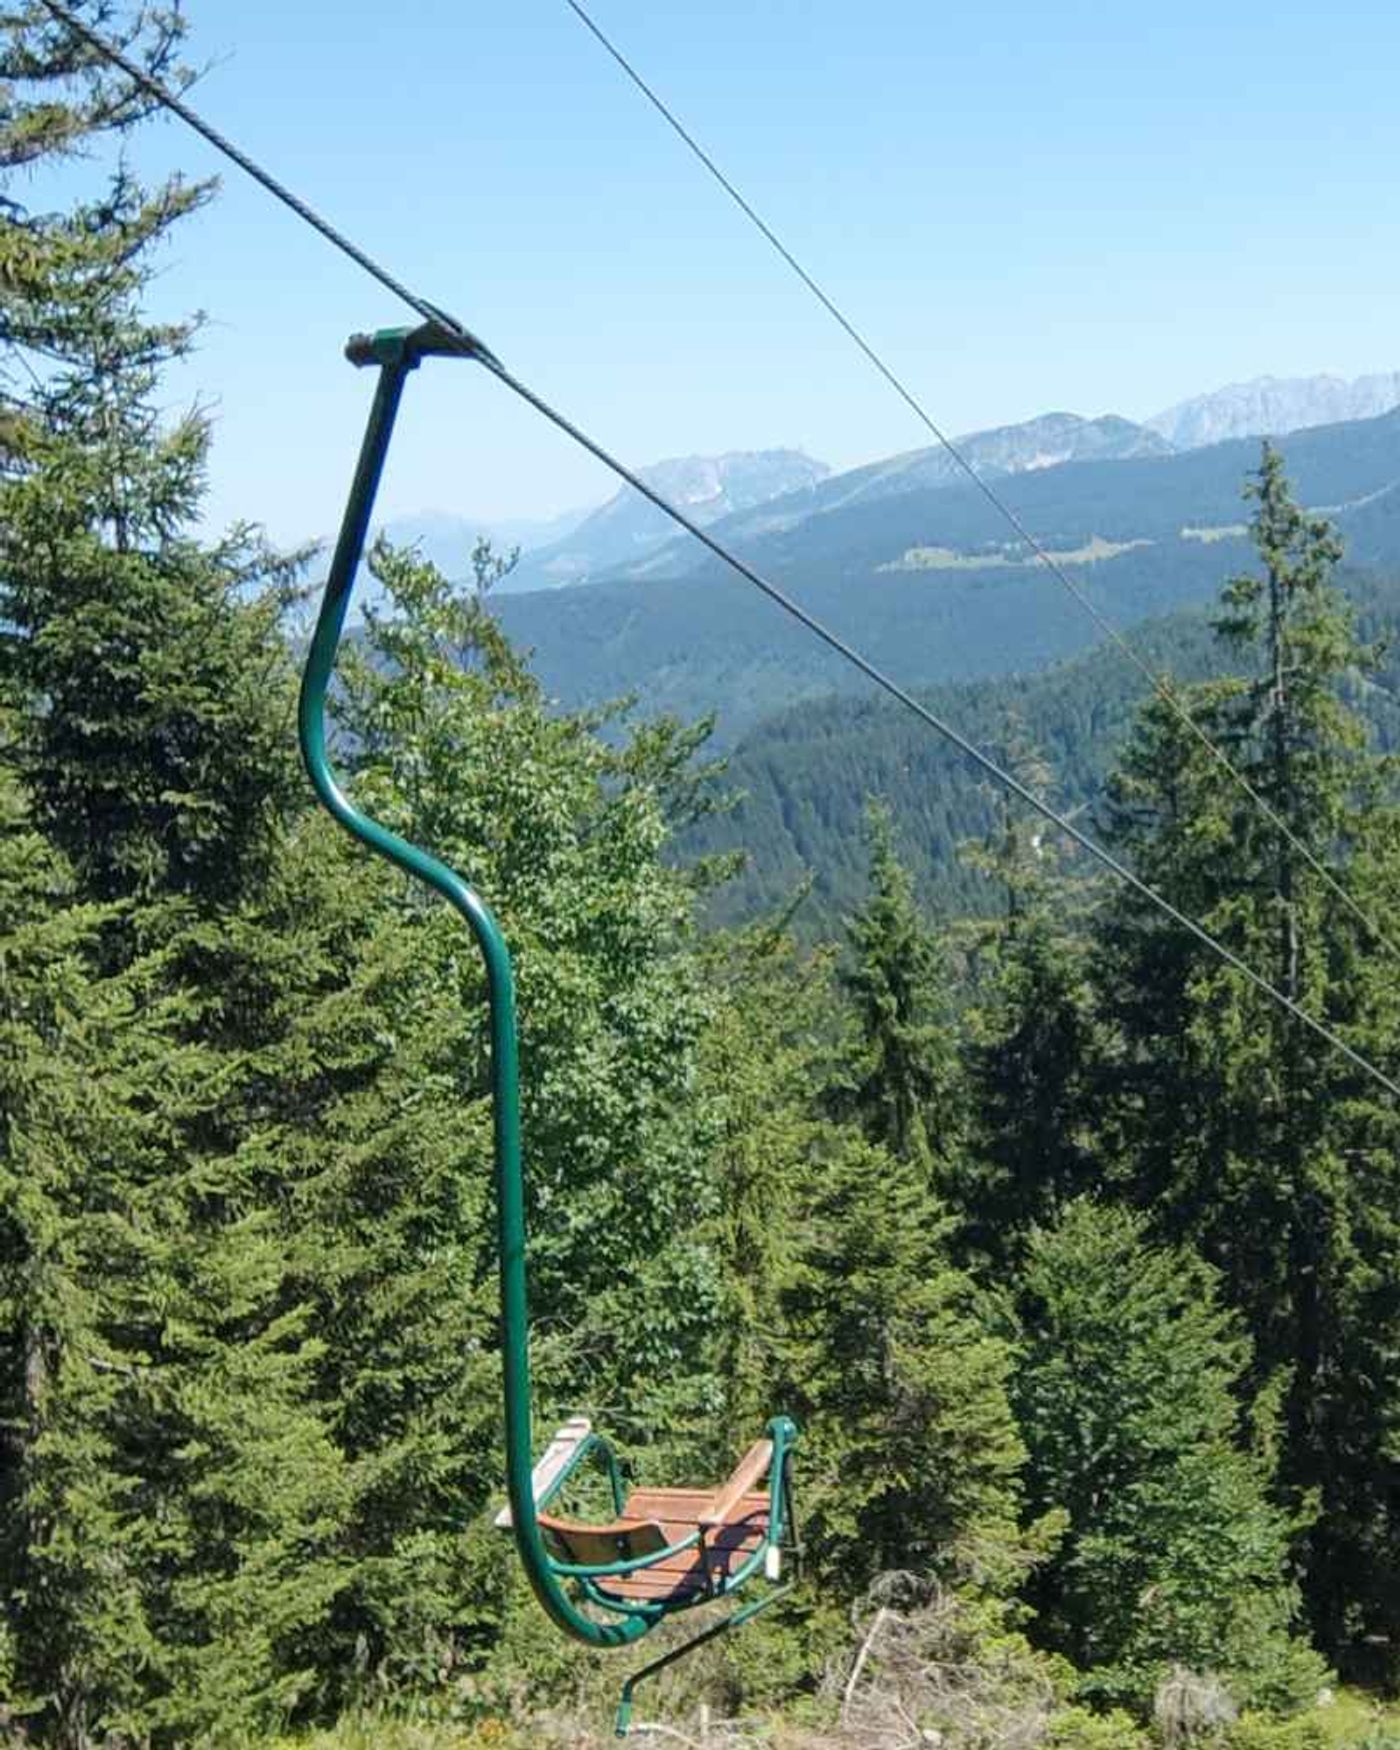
[33,0,499,364]
[559,0,1400,964]
[31,0,1400,1103]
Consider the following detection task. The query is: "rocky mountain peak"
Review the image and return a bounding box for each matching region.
[1148,372,1400,450]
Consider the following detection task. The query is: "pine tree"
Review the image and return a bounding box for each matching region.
[776,807,1027,1600]
[780,1122,1026,1599]
[957,735,1100,1266]
[0,5,299,916]
[252,827,512,1704]
[694,924,817,1447]
[1,10,365,1738]
[0,761,178,1740]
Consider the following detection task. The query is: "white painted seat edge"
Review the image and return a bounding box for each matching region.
[494,1415,593,1529]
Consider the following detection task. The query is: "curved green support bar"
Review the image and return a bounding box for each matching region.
[297,321,648,1651]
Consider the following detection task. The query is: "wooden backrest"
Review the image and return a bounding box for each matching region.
[537,1513,670,1567]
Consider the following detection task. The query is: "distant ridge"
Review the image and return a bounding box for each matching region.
[622,412,1171,569]
[380,372,1400,601]
[495,404,1400,738]
[1149,372,1400,450]
[500,449,829,593]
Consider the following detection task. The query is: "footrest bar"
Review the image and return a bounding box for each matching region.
[613,1584,794,1737]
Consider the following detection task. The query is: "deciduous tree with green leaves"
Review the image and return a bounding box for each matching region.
[337,539,725,1466]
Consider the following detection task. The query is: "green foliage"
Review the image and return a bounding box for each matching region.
[692,926,822,1446]
[1,768,171,1735]
[955,742,1103,1265]
[958,910,1099,1262]
[0,7,301,914]
[1224,1716,1329,1750]
[1095,449,1400,1679]
[835,801,959,1174]
[674,570,1400,940]
[1,9,356,1742]
[4,7,1400,1739]
[1012,1202,1325,1714]
[781,1124,1025,1593]
[1045,1703,1149,1750]
[339,541,722,1449]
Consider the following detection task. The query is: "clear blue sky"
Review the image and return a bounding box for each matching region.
[102,0,1400,548]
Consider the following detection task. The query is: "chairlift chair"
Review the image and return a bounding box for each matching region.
[299,320,801,1734]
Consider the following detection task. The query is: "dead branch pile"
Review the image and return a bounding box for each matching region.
[1152,1667,1237,1750]
[554,1574,1063,1750]
[810,1572,1056,1750]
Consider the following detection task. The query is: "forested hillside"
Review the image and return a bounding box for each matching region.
[5,10,1400,1750]
[683,572,1400,933]
[497,407,1400,739]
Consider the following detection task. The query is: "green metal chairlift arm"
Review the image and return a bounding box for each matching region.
[297,319,651,1651]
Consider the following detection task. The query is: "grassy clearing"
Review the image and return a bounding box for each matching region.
[268,1725,524,1750]
[1310,1687,1400,1744]
[261,1687,1400,1750]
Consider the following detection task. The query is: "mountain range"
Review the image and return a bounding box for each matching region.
[608,413,1170,581]
[1147,371,1400,450]
[367,370,1400,930]
[494,402,1400,741]
[375,370,1400,602]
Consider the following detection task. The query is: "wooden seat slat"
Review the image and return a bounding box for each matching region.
[594,1571,710,1600]
[588,1485,771,1603]
[544,1519,767,1572]
[495,1416,593,1529]
[537,1459,779,1606]
[535,1514,670,1567]
[701,1440,773,1527]
[612,1536,765,1578]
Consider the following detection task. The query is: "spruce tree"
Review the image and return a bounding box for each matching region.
[694,924,816,1447]
[1095,445,1400,1677]
[1,10,362,1738]
[780,1122,1026,1598]
[782,805,1026,1598]
[0,762,180,1741]
[835,801,959,1177]
[958,738,1100,1266]
[0,5,299,916]
[1012,1200,1325,1714]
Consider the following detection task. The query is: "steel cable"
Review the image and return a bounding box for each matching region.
[31,0,1400,1101]
[558,0,1400,964]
